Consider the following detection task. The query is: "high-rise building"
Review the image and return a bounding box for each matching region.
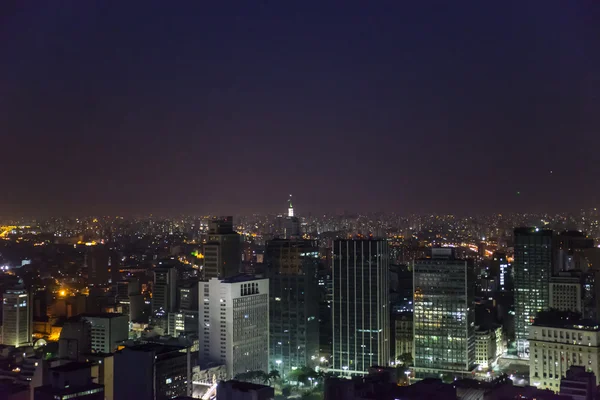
[86,245,110,287]
[265,238,320,375]
[413,248,475,377]
[203,217,241,279]
[514,227,553,358]
[2,288,32,347]
[152,265,178,319]
[80,313,128,354]
[114,343,190,400]
[549,272,583,313]
[331,239,390,375]
[198,276,269,379]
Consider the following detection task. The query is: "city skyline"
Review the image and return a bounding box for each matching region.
[2,1,599,216]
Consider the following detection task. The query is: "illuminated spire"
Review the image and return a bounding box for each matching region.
[288,194,294,217]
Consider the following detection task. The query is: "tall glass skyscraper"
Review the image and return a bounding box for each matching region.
[266,238,320,376]
[331,239,389,375]
[413,248,475,376]
[514,227,553,358]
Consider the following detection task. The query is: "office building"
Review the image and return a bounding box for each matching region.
[199,276,269,379]
[331,239,390,375]
[559,366,596,400]
[86,245,110,287]
[529,312,600,392]
[153,265,178,319]
[514,227,553,358]
[266,238,320,375]
[2,288,32,347]
[413,248,475,377]
[203,217,241,279]
[114,343,190,400]
[394,312,413,363]
[80,313,128,353]
[59,317,92,361]
[216,380,274,400]
[168,311,197,337]
[556,231,594,272]
[550,272,583,313]
[475,327,503,370]
[34,362,104,400]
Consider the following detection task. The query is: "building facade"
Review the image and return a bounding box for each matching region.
[203,217,241,280]
[529,319,600,392]
[266,239,320,376]
[2,288,32,347]
[81,313,128,354]
[550,273,583,313]
[331,239,390,375]
[413,248,475,376]
[114,343,190,400]
[394,312,413,363]
[198,276,269,379]
[475,327,503,370]
[514,227,553,358]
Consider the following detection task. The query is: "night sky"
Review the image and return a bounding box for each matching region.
[1,1,599,217]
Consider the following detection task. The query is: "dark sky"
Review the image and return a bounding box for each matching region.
[1,1,599,217]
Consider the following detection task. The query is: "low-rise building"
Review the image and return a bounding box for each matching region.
[394,312,413,363]
[559,366,595,400]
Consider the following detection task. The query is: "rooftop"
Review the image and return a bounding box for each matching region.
[220,380,272,392]
[50,362,92,373]
[80,313,126,319]
[533,311,600,331]
[219,274,265,284]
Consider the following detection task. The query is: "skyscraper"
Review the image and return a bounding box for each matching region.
[203,217,241,279]
[514,227,553,358]
[152,265,178,320]
[86,245,110,287]
[331,239,390,375]
[2,288,32,347]
[199,276,269,379]
[413,248,475,377]
[266,238,320,375]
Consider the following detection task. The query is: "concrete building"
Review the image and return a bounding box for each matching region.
[114,343,190,400]
[2,288,32,348]
[550,272,583,313]
[394,312,413,363]
[80,313,128,354]
[331,239,390,376]
[58,317,92,361]
[529,312,600,392]
[216,380,274,400]
[203,217,241,280]
[413,248,475,377]
[559,366,596,400]
[514,227,553,358]
[265,238,320,375]
[34,362,104,400]
[475,327,503,370]
[152,265,178,319]
[86,245,110,287]
[198,276,269,379]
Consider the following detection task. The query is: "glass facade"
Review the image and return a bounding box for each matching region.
[514,228,553,358]
[331,239,390,375]
[413,250,475,374]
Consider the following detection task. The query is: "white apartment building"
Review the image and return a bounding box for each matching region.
[81,313,128,353]
[529,320,600,392]
[199,276,269,379]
